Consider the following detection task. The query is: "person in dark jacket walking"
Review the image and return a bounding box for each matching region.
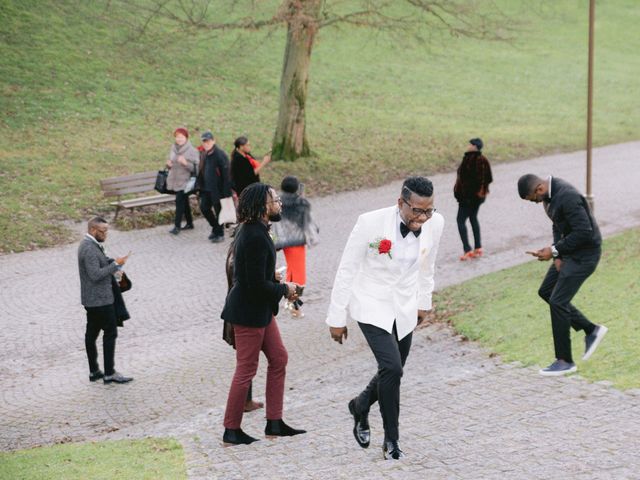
[230,136,271,196]
[518,174,608,376]
[78,217,133,384]
[221,183,306,445]
[197,131,232,243]
[454,138,492,261]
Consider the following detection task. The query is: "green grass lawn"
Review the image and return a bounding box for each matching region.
[0,438,186,480]
[435,228,640,390]
[1,0,639,252]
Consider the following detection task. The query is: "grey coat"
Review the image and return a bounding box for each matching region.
[78,237,119,307]
[167,141,199,192]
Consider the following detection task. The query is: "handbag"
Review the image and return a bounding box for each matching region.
[218,196,237,224]
[118,271,132,292]
[154,169,169,193]
[305,218,320,248]
[183,176,197,195]
[272,217,306,250]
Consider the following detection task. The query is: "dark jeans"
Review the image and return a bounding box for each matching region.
[199,191,223,237]
[355,322,413,443]
[174,191,193,228]
[456,200,482,252]
[85,304,118,375]
[538,251,600,363]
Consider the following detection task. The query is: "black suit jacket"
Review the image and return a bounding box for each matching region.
[544,177,601,258]
[221,221,288,327]
[197,146,231,201]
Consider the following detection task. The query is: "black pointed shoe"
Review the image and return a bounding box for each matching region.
[382,440,405,460]
[348,399,370,448]
[222,428,259,446]
[265,419,306,437]
[89,369,104,382]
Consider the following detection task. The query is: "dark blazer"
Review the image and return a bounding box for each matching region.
[221,222,288,327]
[544,177,601,258]
[197,145,232,201]
[230,150,260,195]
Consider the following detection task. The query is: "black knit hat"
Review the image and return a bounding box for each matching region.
[281,175,300,194]
[469,138,483,151]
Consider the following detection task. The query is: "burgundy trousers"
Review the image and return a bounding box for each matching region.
[223,317,288,429]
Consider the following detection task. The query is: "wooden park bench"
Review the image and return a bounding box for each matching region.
[100,171,174,227]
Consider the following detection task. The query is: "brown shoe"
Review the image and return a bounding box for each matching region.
[244,400,264,412]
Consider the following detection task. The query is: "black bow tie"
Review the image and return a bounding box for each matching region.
[400,222,421,238]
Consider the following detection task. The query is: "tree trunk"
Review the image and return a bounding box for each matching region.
[271,0,321,161]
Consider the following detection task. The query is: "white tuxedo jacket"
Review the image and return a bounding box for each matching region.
[326,206,445,340]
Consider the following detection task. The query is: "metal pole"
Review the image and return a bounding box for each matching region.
[586,0,595,212]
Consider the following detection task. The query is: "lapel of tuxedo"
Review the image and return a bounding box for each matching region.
[410,217,431,270]
[382,207,401,271]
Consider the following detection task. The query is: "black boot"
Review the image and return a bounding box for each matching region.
[265,419,306,437]
[222,428,259,445]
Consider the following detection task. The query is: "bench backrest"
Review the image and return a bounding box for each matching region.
[100,171,159,197]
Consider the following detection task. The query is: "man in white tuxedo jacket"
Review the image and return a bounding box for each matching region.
[327,176,444,460]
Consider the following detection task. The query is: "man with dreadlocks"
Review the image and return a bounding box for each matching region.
[220,182,306,445]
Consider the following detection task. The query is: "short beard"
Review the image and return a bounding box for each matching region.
[268,213,282,222]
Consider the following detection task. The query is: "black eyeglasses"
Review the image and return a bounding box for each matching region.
[402,198,436,217]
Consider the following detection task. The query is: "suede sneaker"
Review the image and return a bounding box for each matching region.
[539,359,577,376]
[583,325,608,361]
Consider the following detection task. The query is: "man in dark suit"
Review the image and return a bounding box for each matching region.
[77,217,133,384]
[197,131,232,243]
[518,174,608,376]
[220,183,305,445]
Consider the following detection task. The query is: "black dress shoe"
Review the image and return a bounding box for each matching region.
[89,369,104,382]
[348,399,370,448]
[210,235,224,243]
[182,223,194,230]
[169,227,180,235]
[265,419,306,437]
[208,229,216,240]
[382,440,405,460]
[223,428,259,446]
[103,371,133,384]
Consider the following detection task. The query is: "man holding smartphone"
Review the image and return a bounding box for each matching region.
[518,174,608,376]
[78,217,133,384]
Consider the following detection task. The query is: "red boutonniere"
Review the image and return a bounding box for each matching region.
[369,237,392,259]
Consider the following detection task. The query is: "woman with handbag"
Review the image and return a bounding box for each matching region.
[273,176,319,318]
[166,127,199,235]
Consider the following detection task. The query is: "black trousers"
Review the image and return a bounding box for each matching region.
[199,191,223,237]
[355,322,413,443]
[85,304,118,376]
[174,191,193,228]
[538,251,600,363]
[456,200,482,252]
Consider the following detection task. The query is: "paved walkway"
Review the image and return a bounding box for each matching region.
[1,142,639,479]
